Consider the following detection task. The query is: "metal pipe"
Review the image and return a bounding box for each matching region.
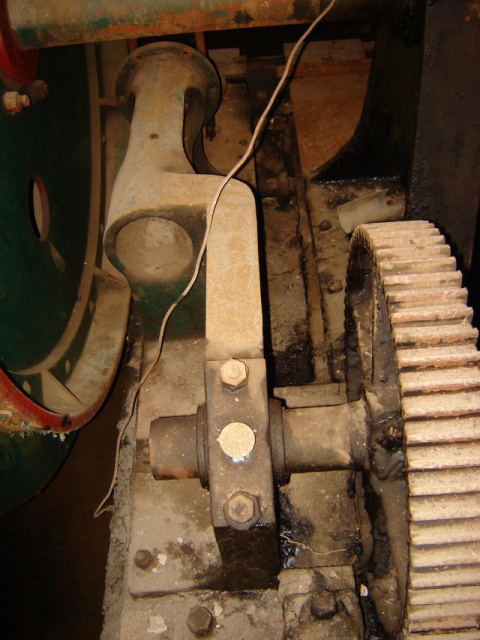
[8,0,384,49]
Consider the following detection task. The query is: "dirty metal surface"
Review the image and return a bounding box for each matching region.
[255,100,328,386]
[103,34,384,640]
[127,474,222,596]
[120,589,284,639]
[275,381,346,408]
[205,181,263,361]
[407,0,480,269]
[8,0,384,49]
[306,178,403,382]
[204,83,254,184]
[205,359,278,589]
[280,472,360,569]
[263,199,313,386]
[111,335,360,637]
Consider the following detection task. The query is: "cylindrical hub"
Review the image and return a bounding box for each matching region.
[281,401,368,473]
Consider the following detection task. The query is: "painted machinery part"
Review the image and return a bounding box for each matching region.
[6,0,383,50]
[104,42,221,340]
[0,0,38,85]
[346,220,480,637]
[0,45,130,510]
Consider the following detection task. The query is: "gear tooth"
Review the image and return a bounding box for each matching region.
[410,540,480,567]
[397,346,480,371]
[403,390,480,419]
[406,442,480,471]
[408,469,480,496]
[392,324,478,347]
[405,417,480,445]
[409,564,480,589]
[379,257,457,276]
[383,270,462,290]
[387,287,468,309]
[410,518,480,545]
[399,367,480,394]
[390,305,473,325]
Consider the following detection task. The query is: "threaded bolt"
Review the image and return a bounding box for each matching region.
[220,359,248,391]
[224,491,261,529]
[186,605,214,636]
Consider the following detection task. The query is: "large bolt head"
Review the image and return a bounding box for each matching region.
[224,491,261,530]
[220,359,248,391]
[186,605,214,637]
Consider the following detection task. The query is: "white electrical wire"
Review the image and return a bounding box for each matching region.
[94,0,337,518]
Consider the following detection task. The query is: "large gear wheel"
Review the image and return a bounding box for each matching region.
[346,220,480,638]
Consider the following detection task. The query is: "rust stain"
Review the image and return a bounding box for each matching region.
[468,0,480,19]
[293,0,317,21]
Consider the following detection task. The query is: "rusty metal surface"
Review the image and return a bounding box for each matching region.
[8,0,384,49]
[282,401,368,473]
[149,414,199,480]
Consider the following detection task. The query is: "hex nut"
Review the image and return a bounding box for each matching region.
[220,359,248,391]
[224,491,261,530]
[2,91,30,114]
[134,549,153,570]
[186,605,214,637]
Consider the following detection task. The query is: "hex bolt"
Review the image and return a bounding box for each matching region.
[2,91,30,115]
[134,549,153,570]
[186,605,214,637]
[224,491,261,529]
[310,591,338,620]
[220,359,248,391]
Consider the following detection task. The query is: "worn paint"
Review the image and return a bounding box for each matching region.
[7,0,383,49]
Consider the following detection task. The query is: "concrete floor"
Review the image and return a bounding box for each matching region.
[0,365,127,640]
